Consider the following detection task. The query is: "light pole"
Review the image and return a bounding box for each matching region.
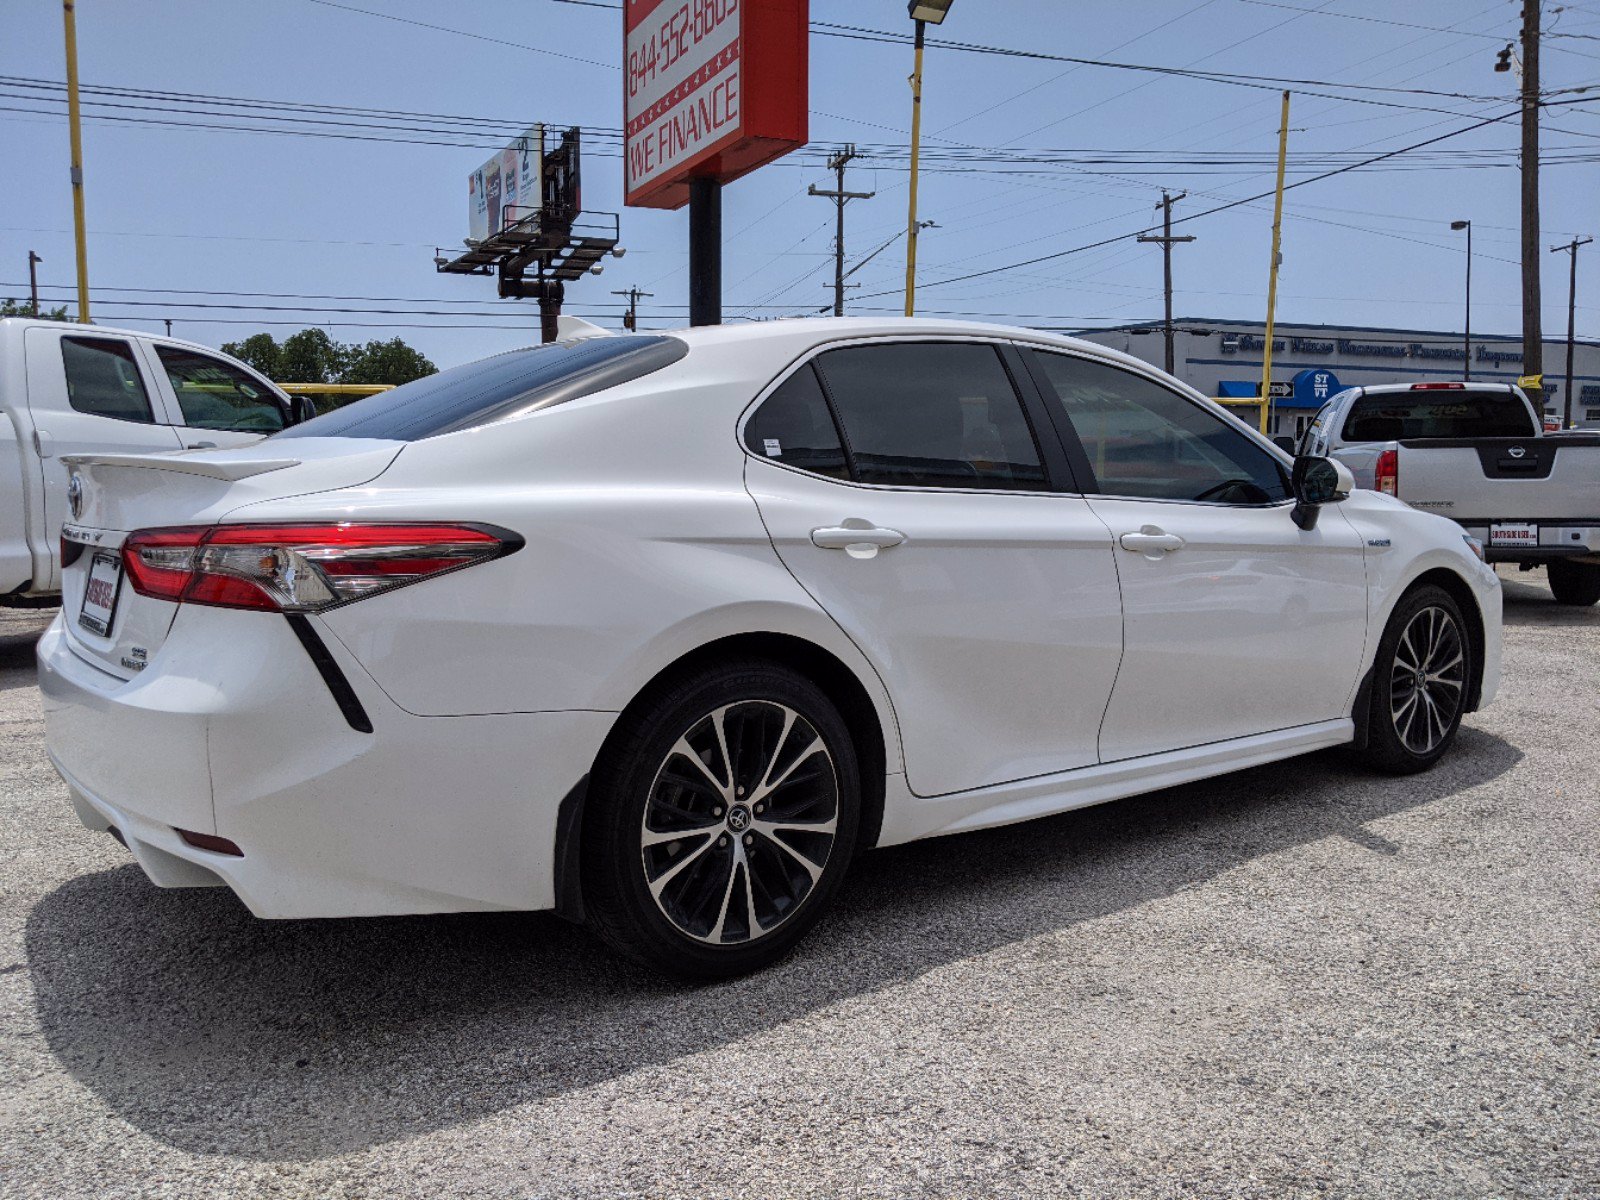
[904,0,953,317]
[1451,220,1472,380]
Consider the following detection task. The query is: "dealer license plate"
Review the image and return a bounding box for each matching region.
[1489,522,1539,549]
[78,551,124,637]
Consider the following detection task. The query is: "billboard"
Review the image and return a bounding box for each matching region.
[468,124,544,243]
[624,0,808,210]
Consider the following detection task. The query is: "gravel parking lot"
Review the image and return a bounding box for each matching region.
[0,569,1594,1199]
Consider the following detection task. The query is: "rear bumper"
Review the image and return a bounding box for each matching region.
[38,609,617,918]
[1457,520,1600,565]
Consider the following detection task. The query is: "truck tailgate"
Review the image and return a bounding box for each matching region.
[1395,436,1600,522]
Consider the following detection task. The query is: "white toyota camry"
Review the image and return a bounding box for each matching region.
[39,318,1501,977]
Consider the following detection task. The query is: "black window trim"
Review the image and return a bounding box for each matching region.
[1017,343,1296,510]
[59,334,160,426]
[736,335,1077,497]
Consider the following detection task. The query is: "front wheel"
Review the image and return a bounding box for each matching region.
[581,660,860,979]
[1357,585,1471,775]
[1547,559,1600,607]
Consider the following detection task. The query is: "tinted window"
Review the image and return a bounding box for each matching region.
[1341,390,1535,441]
[743,364,849,480]
[60,337,154,423]
[275,336,688,442]
[1032,351,1290,504]
[155,346,286,432]
[813,342,1045,490]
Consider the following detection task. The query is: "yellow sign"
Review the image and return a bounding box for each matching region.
[1517,374,1543,390]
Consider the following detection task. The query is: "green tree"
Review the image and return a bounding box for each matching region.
[342,337,437,386]
[278,328,351,384]
[1,298,70,321]
[220,332,283,379]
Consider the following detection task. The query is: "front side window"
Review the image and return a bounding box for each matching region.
[60,337,155,424]
[1032,351,1290,504]
[155,346,286,432]
[743,363,849,480]
[811,342,1046,490]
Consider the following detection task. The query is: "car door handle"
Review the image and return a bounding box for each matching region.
[185,441,218,450]
[1119,527,1185,556]
[811,523,906,555]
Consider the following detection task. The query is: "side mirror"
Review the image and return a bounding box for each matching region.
[287,394,318,426]
[1272,435,1296,454]
[1290,455,1353,531]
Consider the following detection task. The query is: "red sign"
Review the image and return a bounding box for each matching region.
[624,0,808,210]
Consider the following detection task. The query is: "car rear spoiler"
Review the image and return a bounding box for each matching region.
[59,452,302,481]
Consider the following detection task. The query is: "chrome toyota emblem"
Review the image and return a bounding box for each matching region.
[726,805,751,833]
[66,474,84,520]
[1508,445,1527,458]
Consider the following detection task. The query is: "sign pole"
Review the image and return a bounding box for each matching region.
[1259,90,1290,435]
[689,177,722,326]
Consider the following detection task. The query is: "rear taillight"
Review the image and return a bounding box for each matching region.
[1374,448,1399,496]
[122,523,518,613]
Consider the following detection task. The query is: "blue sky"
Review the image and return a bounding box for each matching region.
[2,0,1597,369]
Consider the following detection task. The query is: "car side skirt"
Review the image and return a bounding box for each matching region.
[877,719,1355,845]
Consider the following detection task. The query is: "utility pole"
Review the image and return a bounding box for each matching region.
[62,0,90,323]
[611,285,652,331]
[27,251,42,317]
[1520,0,1543,402]
[1551,235,1591,428]
[808,145,875,317]
[1260,90,1291,436]
[163,318,172,336]
[1136,191,1196,376]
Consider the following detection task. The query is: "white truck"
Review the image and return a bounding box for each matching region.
[1299,380,1600,605]
[2,317,307,606]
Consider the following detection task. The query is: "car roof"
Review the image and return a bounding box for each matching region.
[1345,380,1521,397]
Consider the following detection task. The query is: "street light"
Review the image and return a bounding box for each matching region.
[904,0,953,316]
[1450,219,1472,380]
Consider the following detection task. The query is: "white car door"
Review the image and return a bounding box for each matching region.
[1023,348,1369,763]
[743,339,1124,798]
[141,339,289,449]
[23,328,185,588]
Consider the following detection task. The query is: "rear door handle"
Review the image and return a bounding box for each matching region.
[811,523,906,558]
[1119,527,1185,556]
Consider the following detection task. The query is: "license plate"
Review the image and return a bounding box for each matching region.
[1489,522,1539,548]
[78,551,124,637]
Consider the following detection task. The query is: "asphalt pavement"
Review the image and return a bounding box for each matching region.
[0,570,1594,1199]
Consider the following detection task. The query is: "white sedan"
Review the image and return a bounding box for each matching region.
[38,318,1501,977]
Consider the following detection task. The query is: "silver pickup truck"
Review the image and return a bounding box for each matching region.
[1298,381,1600,606]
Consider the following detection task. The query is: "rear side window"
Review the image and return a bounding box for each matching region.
[155,346,286,433]
[275,335,688,442]
[1341,391,1536,441]
[743,363,849,480]
[60,337,155,424]
[812,342,1046,490]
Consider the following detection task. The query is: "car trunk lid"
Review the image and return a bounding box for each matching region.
[58,438,403,679]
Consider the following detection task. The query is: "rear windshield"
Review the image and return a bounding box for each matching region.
[274,335,687,442]
[1341,390,1535,441]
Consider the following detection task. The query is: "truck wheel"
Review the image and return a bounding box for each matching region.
[1357,585,1470,775]
[1547,560,1600,607]
[581,659,860,979]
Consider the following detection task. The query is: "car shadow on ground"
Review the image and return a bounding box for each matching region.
[24,726,1522,1161]
[0,609,54,691]
[1498,570,1600,628]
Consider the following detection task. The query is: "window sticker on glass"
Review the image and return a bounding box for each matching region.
[763,438,782,456]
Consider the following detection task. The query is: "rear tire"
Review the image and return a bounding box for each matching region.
[1357,585,1471,775]
[1547,559,1600,607]
[581,659,860,979]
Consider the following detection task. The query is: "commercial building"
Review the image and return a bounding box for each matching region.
[1074,318,1600,439]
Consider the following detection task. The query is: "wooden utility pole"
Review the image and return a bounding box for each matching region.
[808,146,874,317]
[1137,191,1196,376]
[1550,236,1591,428]
[611,285,652,331]
[62,0,90,323]
[1259,91,1291,436]
[27,251,42,316]
[1520,0,1543,400]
